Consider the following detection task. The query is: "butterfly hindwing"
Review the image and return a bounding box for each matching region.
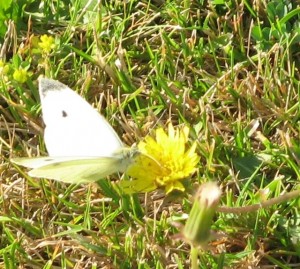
[28,157,123,183]
[12,157,78,169]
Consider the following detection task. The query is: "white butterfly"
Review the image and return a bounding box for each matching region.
[12,78,138,183]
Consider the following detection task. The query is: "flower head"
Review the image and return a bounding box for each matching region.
[13,68,28,83]
[183,182,221,247]
[121,123,200,194]
[38,35,56,54]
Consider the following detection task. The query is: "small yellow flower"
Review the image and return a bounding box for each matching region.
[13,68,28,83]
[121,123,200,194]
[0,60,9,77]
[38,35,55,54]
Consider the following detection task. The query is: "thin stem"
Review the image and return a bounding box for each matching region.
[190,245,199,269]
[218,189,300,214]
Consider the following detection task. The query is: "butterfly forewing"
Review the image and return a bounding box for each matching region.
[39,78,123,157]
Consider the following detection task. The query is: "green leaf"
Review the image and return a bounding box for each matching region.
[0,0,13,11]
[232,155,264,179]
[251,26,263,41]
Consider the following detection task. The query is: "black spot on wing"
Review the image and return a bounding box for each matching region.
[52,162,62,167]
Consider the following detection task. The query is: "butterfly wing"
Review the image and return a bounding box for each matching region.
[12,150,137,183]
[39,78,123,157]
[28,157,125,183]
[12,156,103,169]
[11,157,73,169]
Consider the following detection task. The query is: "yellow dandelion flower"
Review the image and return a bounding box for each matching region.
[38,35,55,54]
[121,123,200,194]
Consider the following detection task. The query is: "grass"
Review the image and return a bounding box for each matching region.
[1,0,300,268]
